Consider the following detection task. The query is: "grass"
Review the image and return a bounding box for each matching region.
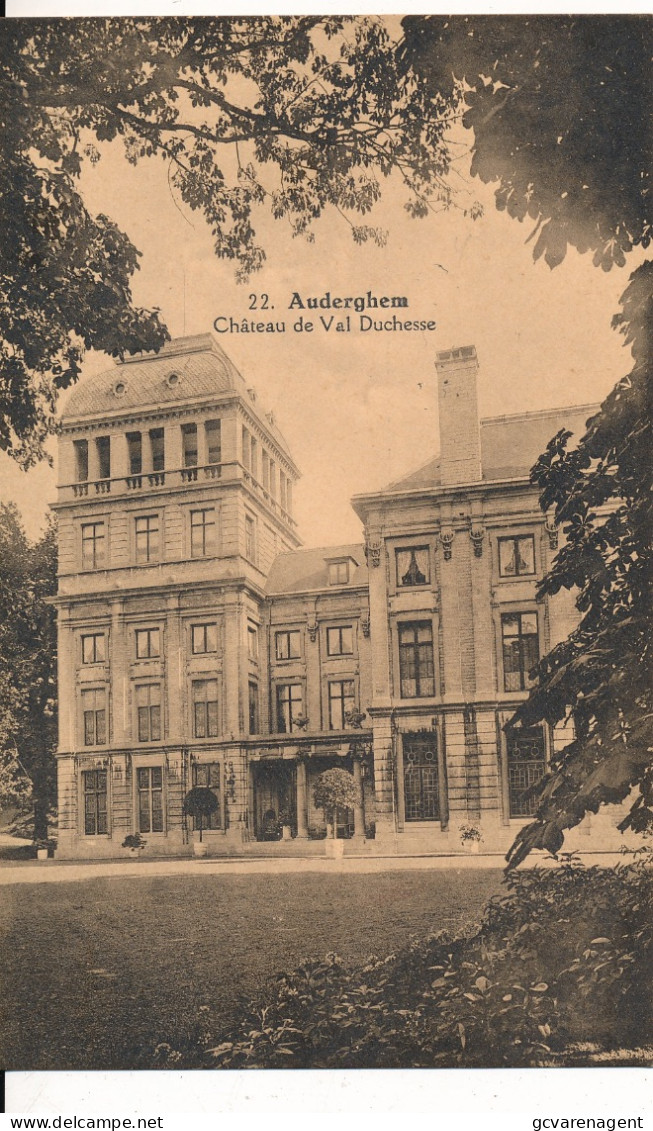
[0,867,502,1070]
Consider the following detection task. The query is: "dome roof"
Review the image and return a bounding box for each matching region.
[62,334,245,420]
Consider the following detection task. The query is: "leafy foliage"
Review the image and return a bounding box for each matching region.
[506,262,653,866]
[0,504,58,840]
[400,16,653,860]
[1,16,463,463]
[183,785,218,841]
[401,16,651,270]
[180,852,652,1069]
[312,767,359,835]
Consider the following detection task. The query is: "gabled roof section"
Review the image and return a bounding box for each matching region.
[383,403,598,493]
[267,544,368,595]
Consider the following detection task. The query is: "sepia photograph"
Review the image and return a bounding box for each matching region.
[0,8,651,1105]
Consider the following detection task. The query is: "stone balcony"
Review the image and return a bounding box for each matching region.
[58,462,296,528]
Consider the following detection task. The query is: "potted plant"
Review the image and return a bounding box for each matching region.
[459,822,483,854]
[183,786,218,856]
[122,832,147,857]
[278,807,293,841]
[35,838,54,861]
[312,768,359,859]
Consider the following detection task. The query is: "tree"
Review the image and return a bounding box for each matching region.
[400,15,652,862]
[0,505,58,841]
[400,16,651,269]
[312,767,359,839]
[183,785,218,842]
[1,15,463,464]
[505,263,652,866]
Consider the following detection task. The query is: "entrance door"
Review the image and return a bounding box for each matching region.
[252,761,297,840]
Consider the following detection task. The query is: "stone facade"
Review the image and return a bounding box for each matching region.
[53,334,622,858]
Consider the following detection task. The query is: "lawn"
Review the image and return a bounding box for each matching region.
[0,867,502,1070]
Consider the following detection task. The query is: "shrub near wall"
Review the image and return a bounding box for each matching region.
[199,852,652,1069]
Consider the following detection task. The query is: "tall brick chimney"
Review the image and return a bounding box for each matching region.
[436,345,482,486]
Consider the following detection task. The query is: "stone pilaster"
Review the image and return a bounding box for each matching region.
[296,759,308,838]
[110,597,127,746]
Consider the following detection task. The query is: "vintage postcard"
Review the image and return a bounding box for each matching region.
[0,7,650,1119]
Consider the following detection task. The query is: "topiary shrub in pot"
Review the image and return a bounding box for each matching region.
[312,768,359,858]
[183,786,218,856]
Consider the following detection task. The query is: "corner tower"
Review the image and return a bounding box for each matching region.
[53,333,300,858]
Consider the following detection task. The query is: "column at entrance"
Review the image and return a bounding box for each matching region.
[352,757,365,837]
[296,759,309,838]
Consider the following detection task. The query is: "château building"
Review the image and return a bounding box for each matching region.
[53,334,619,858]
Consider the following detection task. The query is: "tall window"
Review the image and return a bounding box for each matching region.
[96,436,111,480]
[247,624,259,660]
[507,726,546,817]
[262,450,270,491]
[149,428,165,472]
[82,633,105,665]
[190,508,216,557]
[403,732,440,821]
[135,514,160,563]
[501,613,539,691]
[398,622,435,698]
[249,436,257,479]
[205,419,221,465]
[328,680,355,730]
[182,423,198,467]
[269,460,277,499]
[276,684,302,733]
[191,623,217,655]
[82,688,106,746]
[136,684,161,742]
[126,432,142,476]
[135,627,160,659]
[275,630,300,660]
[248,681,259,735]
[280,473,287,512]
[327,626,353,656]
[193,679,219,738]
[396,547,429,587]
[74,439,88,482]
[83,769,108,835]
[499,536,535,577]
[81,522,105,569]
[245,515,257,563]
[137,766,163,833]
[242,426,250,470]
[192,763,221,829]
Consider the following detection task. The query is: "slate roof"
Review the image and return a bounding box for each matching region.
[267,544,367,595]
[61,334,292,454]
[383,403,599,492]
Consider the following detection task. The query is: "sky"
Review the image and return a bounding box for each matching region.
[0,29,644,548]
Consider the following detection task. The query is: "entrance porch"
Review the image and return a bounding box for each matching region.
[247,736,373,843]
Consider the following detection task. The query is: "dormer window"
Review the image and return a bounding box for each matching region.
[327,558,353,585]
